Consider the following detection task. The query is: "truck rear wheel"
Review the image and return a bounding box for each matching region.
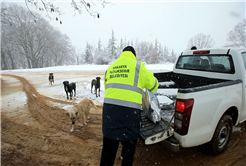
[207,114,233,155]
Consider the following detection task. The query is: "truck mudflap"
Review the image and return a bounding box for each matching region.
[161,136,180,152]
[140,111,174,145]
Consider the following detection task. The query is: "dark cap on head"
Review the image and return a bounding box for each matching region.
[122,46,136,56]
[191,46,197,50]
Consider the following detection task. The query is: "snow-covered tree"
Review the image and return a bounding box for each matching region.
[163,46,169,62]
[1,3,75,69]
[94,39,109,65]
[97,38,102,51]
[225,19,246,47]
[169,49,177,63]
[186,33,215,50]
[108,29,117,61]
[117,38,125,56]
[84,42,93,64]
[158,44,164,62]
[137,41,150,62]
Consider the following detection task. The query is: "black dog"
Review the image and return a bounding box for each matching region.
[91,77,101,97]
[48,73,54,86]
[63,81,76,100]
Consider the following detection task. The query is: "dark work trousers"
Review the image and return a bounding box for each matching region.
[100,136,138,166]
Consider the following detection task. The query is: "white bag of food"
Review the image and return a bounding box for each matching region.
[142,90,161,123]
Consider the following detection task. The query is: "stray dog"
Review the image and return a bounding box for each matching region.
[91,77,101,97]
[49,73,54,86]
[63,81,76,100]
[67,99,98,132]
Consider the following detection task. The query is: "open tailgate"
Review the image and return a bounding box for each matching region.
[140,90,174,145]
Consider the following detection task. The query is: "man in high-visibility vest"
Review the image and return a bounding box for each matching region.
[100,46,159,166]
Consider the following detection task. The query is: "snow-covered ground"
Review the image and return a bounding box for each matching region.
[1,63,175,106]
[2,63,174,73]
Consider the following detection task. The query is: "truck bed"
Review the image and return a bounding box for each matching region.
[154,71,229,89]
[140,71,237,145]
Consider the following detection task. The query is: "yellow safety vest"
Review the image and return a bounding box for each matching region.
[104,51,159,109]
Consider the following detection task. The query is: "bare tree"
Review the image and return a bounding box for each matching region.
[187,33,215,50]
[25,0,109,24]
[0,3,6,16]
[1,50,8,70]
[225,19,246,47]
[1,4,21,69]
[1,3,76,69]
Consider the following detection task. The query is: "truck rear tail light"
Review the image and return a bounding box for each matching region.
[174,119,182,130]
[175,112,183,119]
[174,98,194,135]
[193,50,210,54]
[176,101,185,113]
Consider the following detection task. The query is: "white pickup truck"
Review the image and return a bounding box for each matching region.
[140,47,246,155]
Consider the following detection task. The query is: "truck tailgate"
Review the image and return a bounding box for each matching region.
[140,110,174,145]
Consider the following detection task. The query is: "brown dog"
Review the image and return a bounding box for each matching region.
[67,99,98,132]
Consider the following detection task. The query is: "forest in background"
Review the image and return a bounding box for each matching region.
[1,3,245,70]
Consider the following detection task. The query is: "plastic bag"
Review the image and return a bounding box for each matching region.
[142,90,161,123]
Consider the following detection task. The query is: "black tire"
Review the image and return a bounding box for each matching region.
[207,114,233,155]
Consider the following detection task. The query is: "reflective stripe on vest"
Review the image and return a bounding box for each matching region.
[149,77,158,92]
[134,62,141,86]
[106,83,143,94]
[104,62,142,109]
[104,98,142,109]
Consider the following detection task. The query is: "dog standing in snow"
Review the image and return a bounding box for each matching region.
[67,99,98,132]
[63,81,76,100]
[49,73,54,86]
[91,77,101,97]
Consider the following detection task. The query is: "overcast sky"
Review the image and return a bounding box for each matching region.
[5,0,246,54]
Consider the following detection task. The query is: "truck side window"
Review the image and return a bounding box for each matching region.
[242,52,246,69]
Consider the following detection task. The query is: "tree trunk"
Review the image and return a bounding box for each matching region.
[1,51,8,70]
[8,51,16,70]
